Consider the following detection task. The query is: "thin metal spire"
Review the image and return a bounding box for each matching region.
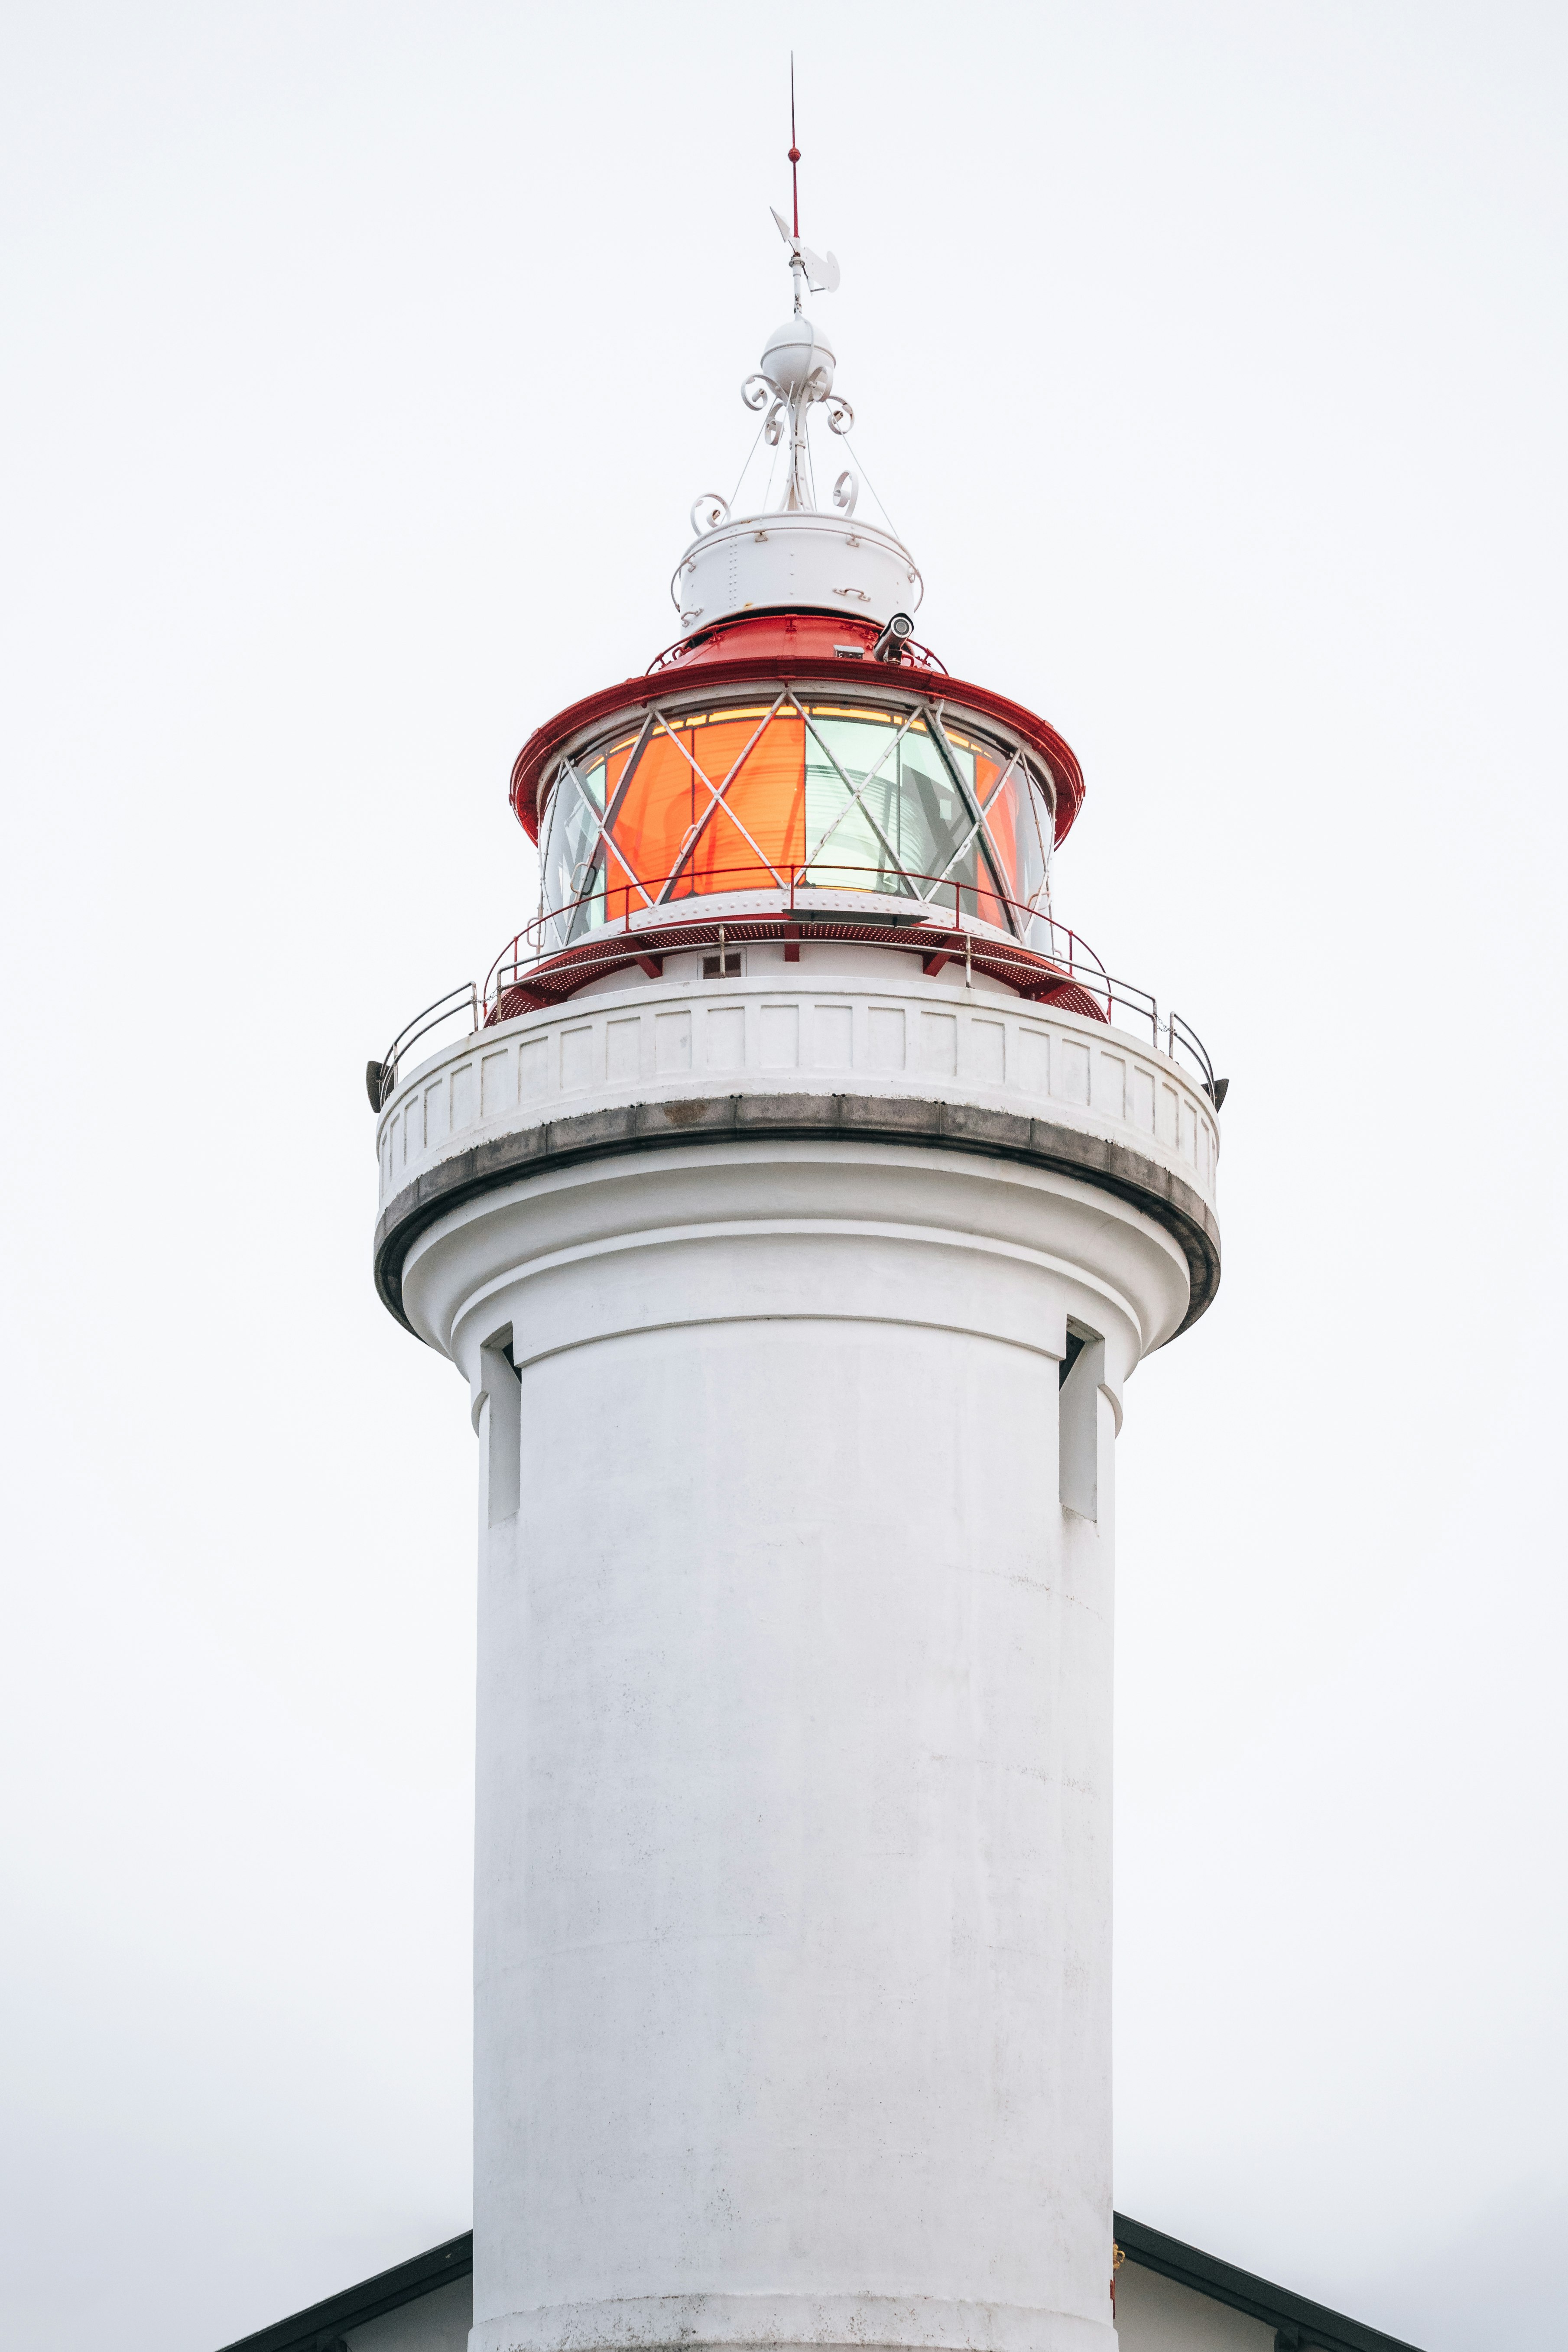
[789,55,800,240]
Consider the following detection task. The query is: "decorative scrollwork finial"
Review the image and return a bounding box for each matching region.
[743,374,789,448]
[833,469,859,518]
[690,493,730,536]
[825,392,854,436]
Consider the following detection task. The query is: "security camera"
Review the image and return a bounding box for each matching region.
[871,612,915,662]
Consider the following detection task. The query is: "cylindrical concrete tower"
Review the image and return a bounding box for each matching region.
[372,210,1220,2352]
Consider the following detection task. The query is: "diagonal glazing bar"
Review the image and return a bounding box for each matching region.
[912,701,987,895]
[653,695,790,895]
[972,750,1039,920]
[915,711,1023,924]
[922,707,1025,935]
[539,757,600,943]
[1013,753,1056,927]
[559,753,655,908]
[600,709,658,845]
[1019,753,1052,884]
[652,692,791,900]
[790,690,921,893]
[797,699,922,873]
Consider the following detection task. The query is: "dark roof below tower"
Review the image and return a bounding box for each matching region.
[214,2218,1425,2352]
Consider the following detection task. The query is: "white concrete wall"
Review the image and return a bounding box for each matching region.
[1112,2262,1276,2351]
[382,949,1218,2352]
[404,1147,1198,2352]
[376,958,1219,1232]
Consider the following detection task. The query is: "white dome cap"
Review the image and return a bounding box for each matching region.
[760,315,835,401]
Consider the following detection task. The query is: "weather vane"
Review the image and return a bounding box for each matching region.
[770,52,839,315]
[687,57,856,531]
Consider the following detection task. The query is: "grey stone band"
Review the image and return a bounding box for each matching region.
[373,1090,1222,1342]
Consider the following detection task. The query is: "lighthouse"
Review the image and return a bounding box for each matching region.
[370,186,1221,2352]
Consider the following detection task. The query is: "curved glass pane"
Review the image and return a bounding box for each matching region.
[547,770,604,945]
[890,719,971,889]
[535,697,1054,939]
[980,757,1050,939]
[801,708,912,896]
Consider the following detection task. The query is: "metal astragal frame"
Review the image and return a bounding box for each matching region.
[533,680,1063,952]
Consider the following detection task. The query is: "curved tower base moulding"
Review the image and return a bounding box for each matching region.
[471,2296,1115,2352]
[393,1128,1194,2352]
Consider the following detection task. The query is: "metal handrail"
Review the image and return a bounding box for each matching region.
[373,934,1217,1109]
[470,861,1218,1101]
[645,632,948,678]
[370,981,478,1110]
[367,870,1220,1118]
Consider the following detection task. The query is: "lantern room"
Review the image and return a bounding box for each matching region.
[537,675,1058,943]
[496,609,1106,1020]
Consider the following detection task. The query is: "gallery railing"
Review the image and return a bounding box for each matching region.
[370,864,1219,1111]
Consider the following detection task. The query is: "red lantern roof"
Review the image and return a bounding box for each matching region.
[509,611,1085,847]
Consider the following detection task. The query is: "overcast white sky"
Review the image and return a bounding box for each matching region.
[2,6,1565,2349]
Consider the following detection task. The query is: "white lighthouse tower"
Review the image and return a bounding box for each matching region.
[371,188,1221,2352]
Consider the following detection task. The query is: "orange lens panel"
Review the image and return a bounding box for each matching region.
[686,713,806,891]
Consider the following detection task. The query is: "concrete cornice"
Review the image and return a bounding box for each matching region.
[374,1089,1221,1346]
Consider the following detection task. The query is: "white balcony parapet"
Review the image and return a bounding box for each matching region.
[373,968,1221,1349]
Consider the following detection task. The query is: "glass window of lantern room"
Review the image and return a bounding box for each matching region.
[896,721,1004,926]
[982,757,1052,932]
[684,708,806,892]
[802,708,910,896]
[564,854,608,941]
[596,731,651,923]
[535,705,1053,939]
[541,770,606,944]
[974,755,1024,902]
[596,708,792,903]
[894,721,974,893]
[604,729,698,903]
[577,752,607,810]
